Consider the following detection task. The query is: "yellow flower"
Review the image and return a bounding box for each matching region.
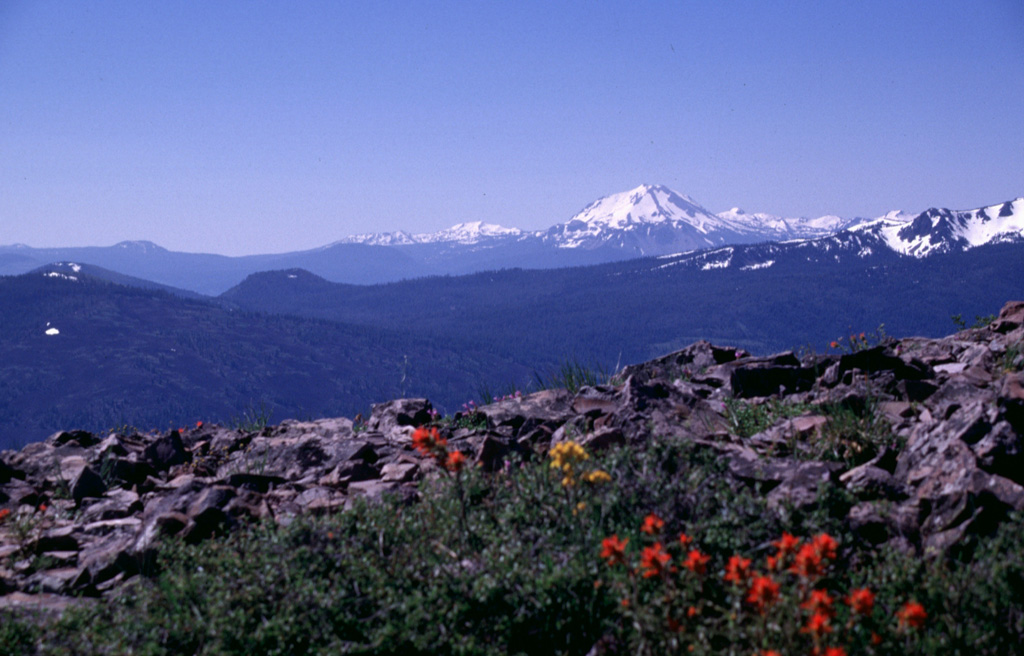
[583,469,612,485]
[548,441,589,470]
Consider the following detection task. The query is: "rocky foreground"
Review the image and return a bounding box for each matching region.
[2,302,1023,615]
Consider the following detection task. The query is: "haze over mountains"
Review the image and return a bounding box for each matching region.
[4,184,1021,295]
[2,184,1022,448]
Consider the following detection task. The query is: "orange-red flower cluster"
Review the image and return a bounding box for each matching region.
[601,535,629,567]
[788,533,837,579]
[640,543,673,578]
[412,426,445,457]
[746,575,781,614]
[802,610,833,637]
[811,533,838,560]
[801,589,835,618]
[412,426,466,473]
[896,600,927,629]
[845,587,875,616]
[599,527,924,653]
[722,554,751,586]
[0,508,10,523]
[445,450,467,472]
[640,513,664,535]
[682,549,710,576]
[772,532,801,558]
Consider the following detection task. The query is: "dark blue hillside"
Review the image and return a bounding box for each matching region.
[0,272,532,449]
[222,242,1024,370]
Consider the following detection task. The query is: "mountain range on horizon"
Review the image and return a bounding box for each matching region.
[3,182,1024,448]
[334,184,865,252]
[2,184,1022,295]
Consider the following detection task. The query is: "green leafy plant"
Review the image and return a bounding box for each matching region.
[1001,341,1023,372]
[231,401,273,433]
[534,358,609,394]
[725,398,813,438]
[951,313,997,331]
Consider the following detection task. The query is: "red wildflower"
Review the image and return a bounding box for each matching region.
[640,513,664,535]
[0,508,10,523]
[445,450,467,472]
[683,549,710,575]
[678,532,693,547]
[811,533,838,560]
[790,543,825,579]
[801,589,835,618]
[411,426,445,457]
[845,587,875,616]
[196,421,204,428]
[600,535,629,567]
[722,554,751,585]
[772,532,801,557]
[801,611,833,637]
[766,554,781,571]
[811,648,846,656]
[896,600,927,629]
[829,341,839,349]
[759,651,782,656]
[746,575,780,614]
[37,503,47,513]
[640,542,672,578]
[686,605,699,618]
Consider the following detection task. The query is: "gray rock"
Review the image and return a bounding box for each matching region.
[142,430,190,470]
[70,466,108,503]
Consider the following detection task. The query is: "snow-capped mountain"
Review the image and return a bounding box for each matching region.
[650,228,897,275]
[541,184,741,253]
[848,198,1024,257]
[539,184,865,254]
[330,184,859,256]
[330,184,869,257]
[3,186,1021,294]
[334,221,521,247]
[642,197,1024,276]
[715,207,857,240]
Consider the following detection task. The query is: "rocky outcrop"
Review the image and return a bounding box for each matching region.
[2,301,1023,612]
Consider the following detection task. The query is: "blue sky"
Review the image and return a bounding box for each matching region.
[1,1,1022,255]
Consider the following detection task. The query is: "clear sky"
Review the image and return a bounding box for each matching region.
[1,1,1022,255]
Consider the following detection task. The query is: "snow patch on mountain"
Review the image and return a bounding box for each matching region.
[850,198,1024,257]
[43,271,78,282]
[334,222,521,247]
[740,260,775,271]
[425,221,522,244]
[715,207,857,239]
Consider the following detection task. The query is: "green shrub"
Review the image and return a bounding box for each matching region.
[3,437,1024,655]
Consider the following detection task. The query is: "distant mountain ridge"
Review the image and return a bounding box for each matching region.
[331,184,867,255]
[2,186,1021,293]
[849,198,1024,257]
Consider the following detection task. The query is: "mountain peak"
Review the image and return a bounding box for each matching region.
[849,198,1024,257]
